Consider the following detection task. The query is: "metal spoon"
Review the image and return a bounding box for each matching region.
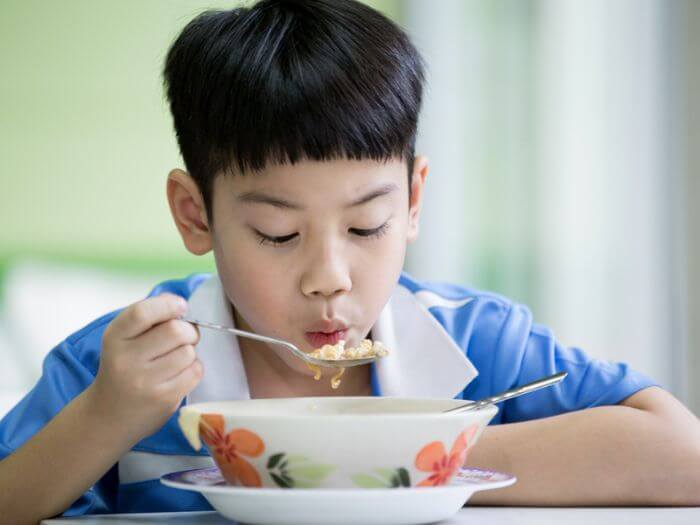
[442,372,568,414]
[181,316,381,368]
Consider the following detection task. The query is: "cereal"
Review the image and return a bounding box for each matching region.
[308,339,389,362]
[330,367,345,389]
[306,363,323,380]
[306,339,390,389]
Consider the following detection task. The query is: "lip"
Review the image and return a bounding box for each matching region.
[306,319,349,333]
[305,329,349,348]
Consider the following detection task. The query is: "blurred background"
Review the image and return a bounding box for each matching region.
[1,0,697,417]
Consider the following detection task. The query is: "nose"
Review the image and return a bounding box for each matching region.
[300,238,352,298]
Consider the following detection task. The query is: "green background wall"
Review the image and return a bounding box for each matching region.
[0,0,401,280]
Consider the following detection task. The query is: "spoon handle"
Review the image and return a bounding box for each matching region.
[443,372,568,414]
[181,316,291,347]
[180,316,377,368]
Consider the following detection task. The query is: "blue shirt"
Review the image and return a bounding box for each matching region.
[0,272,658,515]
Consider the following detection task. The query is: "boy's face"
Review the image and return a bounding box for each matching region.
[168,156,428,377]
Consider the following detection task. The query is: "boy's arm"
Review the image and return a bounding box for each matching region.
[0,387,137,524]
[0,294,202,524]
[466,386,700,506]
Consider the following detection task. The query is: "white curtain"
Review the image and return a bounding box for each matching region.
[403,0,691,406]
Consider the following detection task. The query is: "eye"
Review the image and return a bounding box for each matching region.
[350,221,390,239]
[254,230,298,246]
[253,221,391,247]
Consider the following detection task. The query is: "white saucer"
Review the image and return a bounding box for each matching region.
[161,466,516,525]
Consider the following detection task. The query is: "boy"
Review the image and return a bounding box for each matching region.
[1,0,699,522]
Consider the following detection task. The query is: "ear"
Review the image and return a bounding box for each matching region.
[166,169,212,255]
[406,155,429,244]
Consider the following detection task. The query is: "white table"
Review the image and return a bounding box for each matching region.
[42,507,700,524]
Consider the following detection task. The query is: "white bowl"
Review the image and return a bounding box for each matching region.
[178,396,497,489]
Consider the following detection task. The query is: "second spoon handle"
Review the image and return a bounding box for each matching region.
[442,371,568,414]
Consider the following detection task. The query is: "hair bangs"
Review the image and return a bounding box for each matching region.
[164,0,425,217]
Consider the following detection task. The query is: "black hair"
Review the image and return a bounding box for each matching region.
[163,0,425,222]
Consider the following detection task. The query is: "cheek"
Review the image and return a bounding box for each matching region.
[213,236,290,331]
[353,227,407,309]
[372,219,409,267]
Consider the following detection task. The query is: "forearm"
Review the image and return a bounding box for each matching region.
[0,387,137,525]
[466,404,700,506]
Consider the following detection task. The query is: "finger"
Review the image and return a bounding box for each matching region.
[162,356,204,395]
[112,294,188,340]
[149,344,198,382]
[134,319,200,361]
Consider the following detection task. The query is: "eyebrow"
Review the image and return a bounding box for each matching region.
[237,183,399,210]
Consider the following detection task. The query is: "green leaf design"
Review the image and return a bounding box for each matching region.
[351,473,391,488]
[372,468,397,483]
[398,468,411,487]
[352,467,412,489]
[287,464,335,483]
[291,479,319,488]
[267,453,336,488]
[270,472,292,488]
[267,453,285,470]
[280,472,294,486]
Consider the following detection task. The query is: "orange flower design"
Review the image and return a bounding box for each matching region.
[200,414,265,487]
[415,425,478,487]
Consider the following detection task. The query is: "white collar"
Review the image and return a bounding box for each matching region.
[186,275,478,404]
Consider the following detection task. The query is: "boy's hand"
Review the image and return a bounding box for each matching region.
[87,293,203,441]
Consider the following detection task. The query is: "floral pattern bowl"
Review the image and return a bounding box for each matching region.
[178,396,497,489]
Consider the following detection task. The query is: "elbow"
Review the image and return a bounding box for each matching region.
[664,435,700,506]
[688,446,700,505]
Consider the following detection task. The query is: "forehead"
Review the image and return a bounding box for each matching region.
[215,157,408,208]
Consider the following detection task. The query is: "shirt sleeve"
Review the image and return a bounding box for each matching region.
[481,302,660,424]
[0,337,118,515]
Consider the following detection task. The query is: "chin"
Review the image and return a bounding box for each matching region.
[277,352,315,375]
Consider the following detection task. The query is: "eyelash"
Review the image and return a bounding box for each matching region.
[255,221,391,246]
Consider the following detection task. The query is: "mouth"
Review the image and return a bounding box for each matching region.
[304,329,349,349]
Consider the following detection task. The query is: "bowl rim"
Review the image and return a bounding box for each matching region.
[180,396,498,421]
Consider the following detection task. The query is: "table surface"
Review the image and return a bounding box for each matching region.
[42,507,700,524]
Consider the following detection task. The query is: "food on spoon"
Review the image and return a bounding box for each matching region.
[306,339,389,389]
[309,339,390,361]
